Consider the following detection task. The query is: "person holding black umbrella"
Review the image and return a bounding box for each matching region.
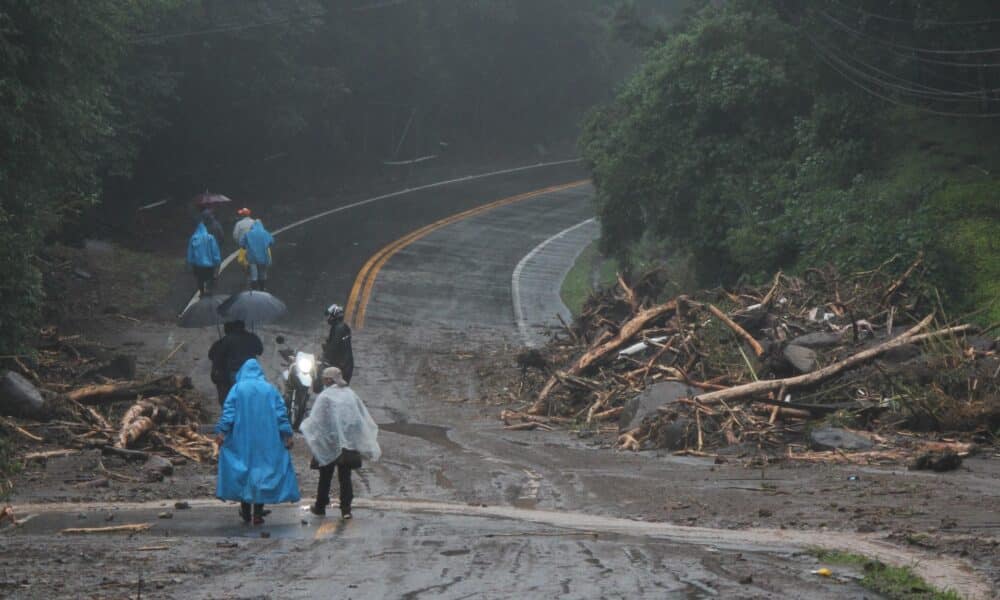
[207,320,263,404]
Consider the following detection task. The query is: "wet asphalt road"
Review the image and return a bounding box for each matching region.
[7,163,992,599]
[215,161,590,329]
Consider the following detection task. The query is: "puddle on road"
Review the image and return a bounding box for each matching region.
[379,422,462,451]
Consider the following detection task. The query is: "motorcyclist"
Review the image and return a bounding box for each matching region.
[321,304,354,384]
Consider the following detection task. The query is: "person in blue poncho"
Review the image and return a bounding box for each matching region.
[214,358,300,524]
[239,220,274,291]
[187,222,221,297]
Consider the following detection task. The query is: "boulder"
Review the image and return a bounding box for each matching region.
[789,331,843,349]
[88,354,137,381]
[0,371,48,420]
[783,344,818,374]
[650,417,693,451]
[910,451,962,472]
[809,426,874,451]
[143,455,174,481]
[880,343,921,364]
[619,381,697,432]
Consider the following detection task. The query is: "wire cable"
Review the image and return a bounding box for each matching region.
[826,0,1000,27]
[819,9,1000,56]
[811,38,990,103]
[803,33,1000,117]
[812,38,1000,99]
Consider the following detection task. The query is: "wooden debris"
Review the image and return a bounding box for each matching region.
[60,523,152,535]
[501,260,994,466]
[704,303,765,357]
[64,375,190,404]
[693,314,935,406]
[23,449,80,461]
[0,417,44,442]
[530,300,677,413]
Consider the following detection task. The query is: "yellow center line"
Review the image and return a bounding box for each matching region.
[345,180,589,329]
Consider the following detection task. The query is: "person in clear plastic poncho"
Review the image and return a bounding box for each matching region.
[300,366,380,519]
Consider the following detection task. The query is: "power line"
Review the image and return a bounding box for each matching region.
[803,33,1000,117]
[812,37,1000,100]
[811,40,983,103]
[819,9,1000,56]
[826,0,1000,27]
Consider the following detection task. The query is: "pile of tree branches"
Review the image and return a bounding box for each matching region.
[506,259,998,465]
[0,328,216,466]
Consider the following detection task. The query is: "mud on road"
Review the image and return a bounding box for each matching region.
[3,166,998,599]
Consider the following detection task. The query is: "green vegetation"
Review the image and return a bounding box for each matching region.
[582,0,1000,323]
[0,0,672,354]
[561,241,620,316]
[812,550,962,600]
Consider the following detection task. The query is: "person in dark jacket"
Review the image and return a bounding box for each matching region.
[321,304,353,383]
[201,207,226,253]
[208,320,264,404]
[208,321,238,405]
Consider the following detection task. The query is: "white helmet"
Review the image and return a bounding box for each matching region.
[325,303,345,322]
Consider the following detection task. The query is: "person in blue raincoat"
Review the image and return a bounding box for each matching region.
[214,358,300,524]
[239,220,274,291]
[187,222,221,297]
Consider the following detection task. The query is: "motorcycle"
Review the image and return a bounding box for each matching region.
[278,344,317,431]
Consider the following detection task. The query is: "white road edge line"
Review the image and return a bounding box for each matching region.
[511,217,596,348]
[181,158,583,315]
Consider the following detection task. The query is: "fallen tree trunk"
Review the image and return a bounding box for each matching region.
[530,300,678,414]
[60,523,152,535]
[64,375,190,404]
[694,314,935,405]
[118,416,155,449]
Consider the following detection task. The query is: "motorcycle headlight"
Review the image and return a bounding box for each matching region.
[296,353,315,374]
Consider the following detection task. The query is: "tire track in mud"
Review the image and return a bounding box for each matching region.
[9,496,991,599]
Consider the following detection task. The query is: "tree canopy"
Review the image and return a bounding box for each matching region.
[582,0,1000,320]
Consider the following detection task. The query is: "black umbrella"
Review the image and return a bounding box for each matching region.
[217,290,287,324]
[178,295,227,328]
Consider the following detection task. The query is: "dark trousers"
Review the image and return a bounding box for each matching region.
[316,458,356,513]
[193,266,215,295]
[214,381,231,406]
[240,502,264,519]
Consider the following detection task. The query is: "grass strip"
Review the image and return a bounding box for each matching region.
[812,550,962,600]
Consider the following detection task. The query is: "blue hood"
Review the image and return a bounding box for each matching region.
[187,222,221,267]
[241,221,273,265]
[214,356,300,504]
[235,358,266,382]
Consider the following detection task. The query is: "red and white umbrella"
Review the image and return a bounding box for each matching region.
[192,192,233,208]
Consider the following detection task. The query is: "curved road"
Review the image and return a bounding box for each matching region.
[9,162,993,599]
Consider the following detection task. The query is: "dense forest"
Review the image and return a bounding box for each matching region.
[583,0,999,324]
[2,0,997,354]
[0,0,680,353]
